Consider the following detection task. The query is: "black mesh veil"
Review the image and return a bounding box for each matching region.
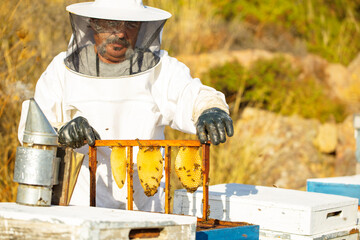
[64,13,167,77]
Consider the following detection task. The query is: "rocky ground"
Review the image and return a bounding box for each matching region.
[176,49,360,190]
[223,107,356,190]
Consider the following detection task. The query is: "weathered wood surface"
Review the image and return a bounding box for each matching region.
[0,203,197,240]
[0,218,78,240]
[0,219,194,240]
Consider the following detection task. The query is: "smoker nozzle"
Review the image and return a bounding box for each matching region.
[22,98,58,146]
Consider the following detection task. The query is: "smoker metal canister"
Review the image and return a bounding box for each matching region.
[13,98,59,206]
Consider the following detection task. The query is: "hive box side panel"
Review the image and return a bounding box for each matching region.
[173,194,203,218]
[311,205,358,235]
[229,201,311,235]
[100,225,196,240]
[173,192,312,235]
[0,218,82,240]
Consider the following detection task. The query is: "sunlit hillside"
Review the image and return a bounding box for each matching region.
[1,0,360,202]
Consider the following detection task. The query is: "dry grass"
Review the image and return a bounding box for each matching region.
[0,0,234,202]
[0,0,77,201]
[0,0,355,203]
[144,0,233,55]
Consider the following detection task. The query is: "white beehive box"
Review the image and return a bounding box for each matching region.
[173,183,358,236]
[0,202,197,240]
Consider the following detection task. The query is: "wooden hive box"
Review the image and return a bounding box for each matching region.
[173,183,358,236]
[0,203,197,240]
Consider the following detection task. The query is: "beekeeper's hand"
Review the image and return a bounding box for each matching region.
[58,116,101,148]
[196,108,234,145]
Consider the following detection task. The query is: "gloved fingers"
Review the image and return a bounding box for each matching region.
[196,108,234,145]
[81,120,98,147]
[196,121,208,144]
[206,120,220,145]
[223,116,234,137]
[70,122,84,148]
[93,128,101,140]
[216,120,227,143]
[58,123,81,148]
[58,129,70,146]
[58,116,99,149]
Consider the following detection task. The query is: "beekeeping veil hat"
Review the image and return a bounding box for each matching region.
[65,0,171,77]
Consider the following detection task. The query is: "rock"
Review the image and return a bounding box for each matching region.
[345,52,360,112]
[336,115,356,175]
[348,52,360,73]
[313,123,337,154]
[299,54,328,82]
[324,64,352,101]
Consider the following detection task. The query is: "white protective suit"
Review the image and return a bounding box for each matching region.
[18,50,228,211]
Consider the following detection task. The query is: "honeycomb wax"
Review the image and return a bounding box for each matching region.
[175,147,202,193]
[110,146,127,189]
[137,146,163,197]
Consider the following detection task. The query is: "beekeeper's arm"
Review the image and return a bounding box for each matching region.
[18,52,99,148]
[152,52,233,145]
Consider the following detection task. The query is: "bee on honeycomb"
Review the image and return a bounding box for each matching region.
[137,146,163,197]
[175,147,202,193]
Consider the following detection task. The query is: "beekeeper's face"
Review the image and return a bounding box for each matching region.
[90,19,141,63]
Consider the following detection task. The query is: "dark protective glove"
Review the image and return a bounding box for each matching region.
[196,108,234,145]
[58,116,101,149]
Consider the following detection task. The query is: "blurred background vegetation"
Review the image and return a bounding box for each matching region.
[1,0,360,202]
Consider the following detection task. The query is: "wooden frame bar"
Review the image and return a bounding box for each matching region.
[93,140,202,147]
[202,143,210,221]
[89,146,97,207]
[164,146,171,214]
[88,140,210,221]
[127,146,134,210]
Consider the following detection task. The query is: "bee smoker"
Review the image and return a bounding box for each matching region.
[13,98,59,206]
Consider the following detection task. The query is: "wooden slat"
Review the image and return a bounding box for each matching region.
[165,146,171,214]
[94,139,202,147]
[127,146,134,210]
[89,146,97,207]
[202,143,210,221]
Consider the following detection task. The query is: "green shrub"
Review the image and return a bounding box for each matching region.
[211,0,360,65]
[205,61,246,102]
[202,56,347,123]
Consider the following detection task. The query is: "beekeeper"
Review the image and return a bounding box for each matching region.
[18,0,233,211]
